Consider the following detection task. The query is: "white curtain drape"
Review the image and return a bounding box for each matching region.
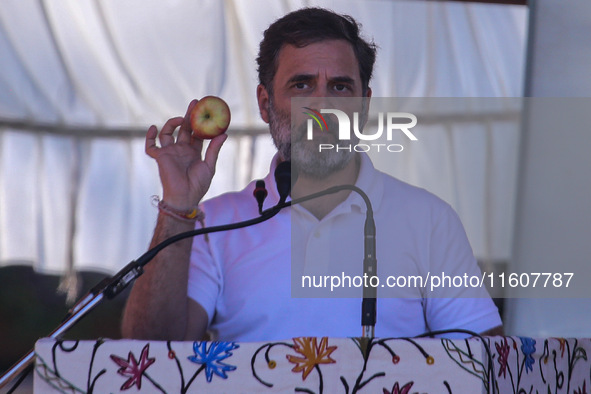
[0,0,528,274]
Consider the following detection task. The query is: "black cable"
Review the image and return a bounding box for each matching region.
[272,184,373,215]
[103,205,283,299]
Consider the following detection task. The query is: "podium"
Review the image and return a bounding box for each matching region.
[33,336,590,393]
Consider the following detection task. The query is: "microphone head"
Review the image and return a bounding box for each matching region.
[274,161,298,202]
[253,180,268,214]
[254,180,267,192]
[253,180,268,198]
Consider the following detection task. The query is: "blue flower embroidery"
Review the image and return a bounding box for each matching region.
[519,337,536,373]
[188,341,239,382]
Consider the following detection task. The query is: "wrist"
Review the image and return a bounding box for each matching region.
[152,196,205,223]
[160,192,201,211]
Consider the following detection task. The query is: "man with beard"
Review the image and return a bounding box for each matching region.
[122,8,503,341]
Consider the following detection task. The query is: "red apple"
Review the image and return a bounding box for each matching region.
[190,96,231,139]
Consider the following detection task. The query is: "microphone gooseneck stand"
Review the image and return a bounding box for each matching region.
[0,162,377,391]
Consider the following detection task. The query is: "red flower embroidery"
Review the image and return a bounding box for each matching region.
[574,380,587,394]
[110,344,156,390]
[495,338,510,378]
[286,337,337,380]
[383,381,414,394]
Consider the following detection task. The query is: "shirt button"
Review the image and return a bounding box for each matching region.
[314,231,321,238]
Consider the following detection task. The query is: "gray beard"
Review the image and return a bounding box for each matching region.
[268,101,356,179]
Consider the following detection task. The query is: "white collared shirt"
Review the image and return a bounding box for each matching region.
[188,153,501,341]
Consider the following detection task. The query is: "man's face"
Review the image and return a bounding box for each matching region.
[258,39,369,178]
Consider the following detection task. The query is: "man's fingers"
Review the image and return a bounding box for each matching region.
[145,125,159,158]
[160,116,184,147]
[178,99,198,144]
[203,133,228,171]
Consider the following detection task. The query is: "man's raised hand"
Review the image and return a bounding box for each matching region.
[145,99,228,210]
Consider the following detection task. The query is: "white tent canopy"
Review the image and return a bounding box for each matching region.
[0,1,527,277]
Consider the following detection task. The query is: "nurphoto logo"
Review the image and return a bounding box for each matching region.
[304,108,418,153]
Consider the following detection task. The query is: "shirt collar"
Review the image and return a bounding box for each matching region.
[275,152,384,218]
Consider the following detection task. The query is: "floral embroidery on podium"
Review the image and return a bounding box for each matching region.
[382,380,414,394]
[251,337,337,393]
[188,341,239,382]
[495,337,510,378]
[251,340,294,388]
[519,337,536,373]
[286,337,337,380]
[574,380,587,394]
[33,337,591,392]
[339,337,437,392]
[110,344,159,391]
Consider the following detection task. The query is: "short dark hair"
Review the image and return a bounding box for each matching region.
[256,7,377,96]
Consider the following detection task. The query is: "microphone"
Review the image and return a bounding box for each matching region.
[274,161,299,203]
[253,180,268,214]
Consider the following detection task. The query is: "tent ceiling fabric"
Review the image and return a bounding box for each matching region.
[0,0,527,273]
